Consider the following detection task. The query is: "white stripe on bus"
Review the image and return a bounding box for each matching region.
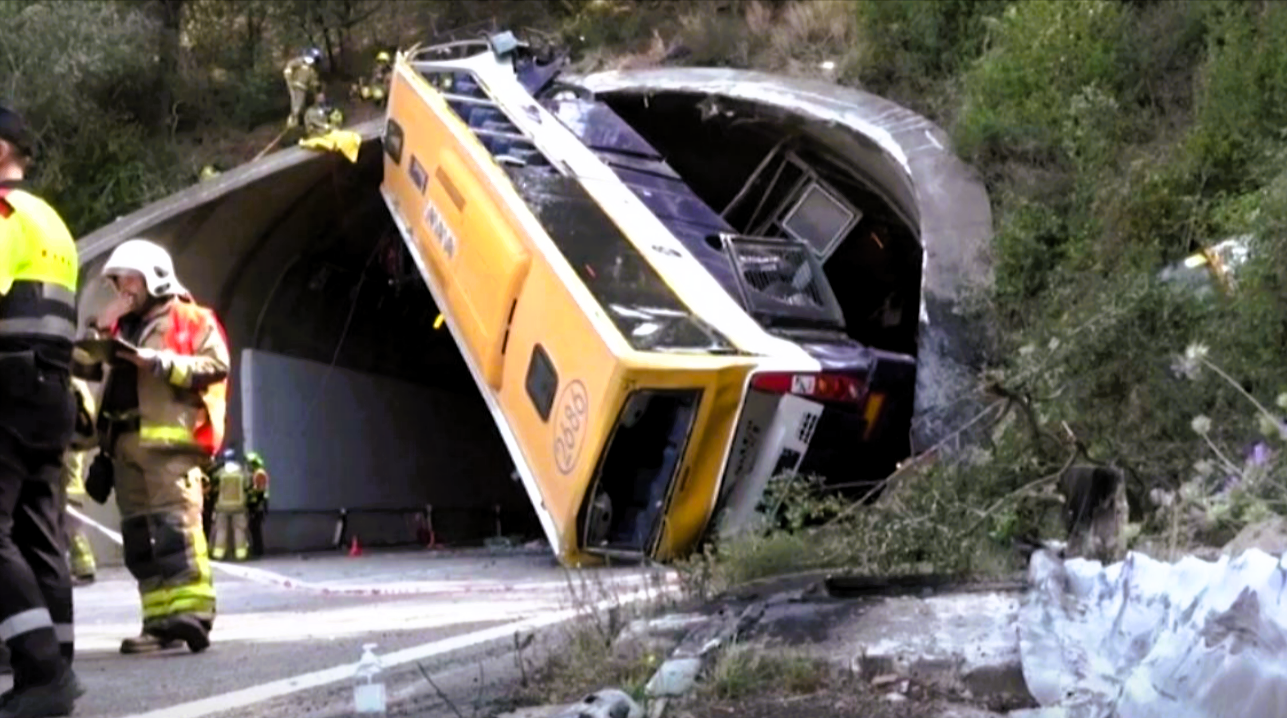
[400,55,815,363]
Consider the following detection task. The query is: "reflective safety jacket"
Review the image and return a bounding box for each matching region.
[0,181,79,357]
[211,459,249,512]
[99,297,230,457]
[283,57,320,93]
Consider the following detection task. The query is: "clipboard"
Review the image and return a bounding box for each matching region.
[73,337,140,364]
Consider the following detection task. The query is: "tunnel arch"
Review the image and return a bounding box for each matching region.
[72,69,993,555]
[75,121,534,552]
[577,68,995,452]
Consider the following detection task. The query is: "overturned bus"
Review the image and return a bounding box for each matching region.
[380,33,918,565]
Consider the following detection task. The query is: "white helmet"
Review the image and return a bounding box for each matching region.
[102,238,187,297]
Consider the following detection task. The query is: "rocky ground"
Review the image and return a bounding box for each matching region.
[501,572,1033,718]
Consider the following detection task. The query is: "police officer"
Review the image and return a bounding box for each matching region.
[0,104,84,717]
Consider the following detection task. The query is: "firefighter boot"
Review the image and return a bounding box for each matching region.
[119,631,181,655]
[158,614,211,654]
[0,668,80,718]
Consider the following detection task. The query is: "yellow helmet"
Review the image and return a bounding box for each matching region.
[376,51,391,64]
[199,165,219,181]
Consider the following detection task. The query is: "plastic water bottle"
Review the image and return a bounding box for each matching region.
[353,643,387,715]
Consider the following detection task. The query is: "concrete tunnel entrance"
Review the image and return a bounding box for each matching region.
[75,123,540,560]
[72,69,992,565]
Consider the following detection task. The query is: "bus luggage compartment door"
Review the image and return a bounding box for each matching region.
[424,148,532,390]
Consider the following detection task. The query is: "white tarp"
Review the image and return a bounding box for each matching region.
[1015,547,1287,718]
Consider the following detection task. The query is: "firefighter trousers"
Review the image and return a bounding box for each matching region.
[111,433,216,635]
[210,509,249,561]
[0,432,73,689]
[287,85,308,126]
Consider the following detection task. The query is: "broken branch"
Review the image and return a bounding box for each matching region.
[417,661,467,718]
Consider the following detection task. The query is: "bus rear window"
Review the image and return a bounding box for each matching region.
[582,389,701,555]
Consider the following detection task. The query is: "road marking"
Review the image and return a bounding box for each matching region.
[68,507,678,597]
[127,584,671,718]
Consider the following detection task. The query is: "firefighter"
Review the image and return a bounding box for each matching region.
[356,50,392,105]
[77,238,229,656]
[303,92,344,138]
[0,104,84,717]
[245,451,270,557]
[208,447,251,561]
[62,379,97,586]
[283,47,323,129]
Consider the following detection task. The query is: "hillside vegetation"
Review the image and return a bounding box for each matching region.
[8,0,1287,576]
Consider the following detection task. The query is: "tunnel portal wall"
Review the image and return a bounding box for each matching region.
[241,350,535,551]
[577,69,996,453]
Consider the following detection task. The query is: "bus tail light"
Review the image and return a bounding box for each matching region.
[750,372,866,403]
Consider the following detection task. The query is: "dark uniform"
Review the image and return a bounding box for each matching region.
[0,105,83,717]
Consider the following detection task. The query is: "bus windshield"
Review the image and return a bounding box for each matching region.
[581,388,702,555]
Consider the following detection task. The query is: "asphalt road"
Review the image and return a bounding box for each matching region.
[1,547,672,718]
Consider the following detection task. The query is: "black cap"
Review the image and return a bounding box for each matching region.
[0,105,34,159]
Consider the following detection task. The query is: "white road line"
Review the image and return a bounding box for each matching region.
[126,585,669,718]
[68,506,678,598]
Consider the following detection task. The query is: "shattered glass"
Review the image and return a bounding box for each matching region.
[505,167,736,354]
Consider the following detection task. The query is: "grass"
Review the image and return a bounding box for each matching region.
[508,566,678,706]
[702,642,831,701]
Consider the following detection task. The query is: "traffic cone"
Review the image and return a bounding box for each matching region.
[348,536,363,557]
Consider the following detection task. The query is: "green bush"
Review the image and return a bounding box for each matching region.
[1187,1,1287,194]
[955,0,1129,168]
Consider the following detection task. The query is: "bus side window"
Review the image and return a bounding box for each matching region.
[525,343,558,422]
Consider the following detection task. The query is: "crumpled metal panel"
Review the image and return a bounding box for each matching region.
[545,97,666,159]
[1018,547,1287,718]
[577,67,995,453]
[505,167,735,353]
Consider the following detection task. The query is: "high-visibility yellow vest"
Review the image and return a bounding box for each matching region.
[0,182,79,345]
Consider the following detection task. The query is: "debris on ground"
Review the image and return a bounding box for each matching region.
[516,546,1287,718]
[1018,546,1287,718]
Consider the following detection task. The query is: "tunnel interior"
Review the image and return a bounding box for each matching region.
[233,147,541,548]
[601,91,924,359]
[77,139,541,554]
[247,152,469,391]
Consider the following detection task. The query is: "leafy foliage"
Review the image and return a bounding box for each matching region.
[5,0,1287,572]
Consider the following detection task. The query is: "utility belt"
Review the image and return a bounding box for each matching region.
[96,409,141,454]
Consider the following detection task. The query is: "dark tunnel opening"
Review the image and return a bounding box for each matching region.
[241,147,544,551]
[601,91,924,361]
[73,142,546,555]
[239,149,548,551]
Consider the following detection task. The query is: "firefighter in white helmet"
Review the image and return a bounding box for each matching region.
[74,238,230,655]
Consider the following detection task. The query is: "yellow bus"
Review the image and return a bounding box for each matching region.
[380,35,913,565]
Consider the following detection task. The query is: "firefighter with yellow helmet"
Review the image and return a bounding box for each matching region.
[76,238,230,656]
[357,50,392,106]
